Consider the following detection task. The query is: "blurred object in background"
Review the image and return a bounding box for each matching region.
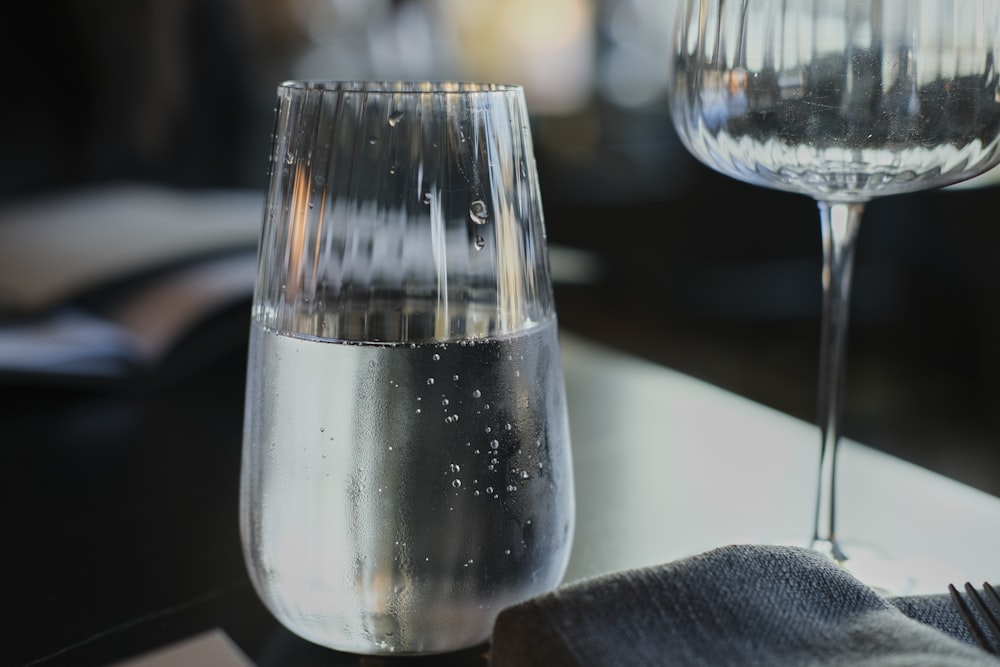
[291,0,595,114]
[0,0,303,197]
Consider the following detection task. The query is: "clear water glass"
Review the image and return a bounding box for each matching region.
[239,81,574,654]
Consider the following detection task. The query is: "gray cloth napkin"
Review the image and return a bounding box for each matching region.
[491,544,996,666]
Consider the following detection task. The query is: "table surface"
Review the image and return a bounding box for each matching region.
[5,331,999,667]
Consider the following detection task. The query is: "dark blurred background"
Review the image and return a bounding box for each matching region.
[2,0,998,496]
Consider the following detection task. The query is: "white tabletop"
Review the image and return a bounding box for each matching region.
[559,332,1000,594]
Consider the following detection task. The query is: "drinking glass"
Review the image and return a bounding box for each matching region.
[668,0,1000,574]
[239,81,574,655]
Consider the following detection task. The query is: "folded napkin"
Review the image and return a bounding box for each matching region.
[492,545,994,666]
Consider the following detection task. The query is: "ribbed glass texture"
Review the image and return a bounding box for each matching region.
[253,81,554,342]
[669,0,1000,201]
[240,82,573,655]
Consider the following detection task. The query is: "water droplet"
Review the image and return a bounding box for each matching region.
[432,353,440,361]
[468,200,489,225]
[388,110,404,126]
[490,439,499,450]
[472,389,482,398]
[426,378,435,386]
[319,427,325,432]
[474,235,486,250]
[452,479,462,489]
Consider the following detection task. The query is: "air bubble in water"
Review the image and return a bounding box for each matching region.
[368,135,378,145]
[472,389,482,398]
[426,378,435,386]
[422,192,433,205]
[452,479,462,489]
[388,110,404,126]
[450,463,461,473]
[284,153,295,165]
[468,200,489,225]
[521,470,530,479]
[474,235,486,250]
[432,353,440,361]
[490,439,499,450]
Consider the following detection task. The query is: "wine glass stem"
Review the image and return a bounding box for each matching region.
[812,200,863,563]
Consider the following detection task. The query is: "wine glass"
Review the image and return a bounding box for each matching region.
[667,0,1000,578]
[239,81,574,654]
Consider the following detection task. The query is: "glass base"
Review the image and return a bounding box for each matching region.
[768,536,966,596]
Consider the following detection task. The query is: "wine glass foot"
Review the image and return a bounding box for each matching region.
[767,537,917,595]
[824,542,916,596]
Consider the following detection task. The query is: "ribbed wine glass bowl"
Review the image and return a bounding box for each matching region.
[671,1,1000,201]
[667,0,1000,587]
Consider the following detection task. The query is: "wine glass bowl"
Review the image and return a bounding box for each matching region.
[668,0,1000,576]
[670,1,1000,202]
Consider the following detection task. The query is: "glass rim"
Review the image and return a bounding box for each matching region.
[278,80,524,95]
